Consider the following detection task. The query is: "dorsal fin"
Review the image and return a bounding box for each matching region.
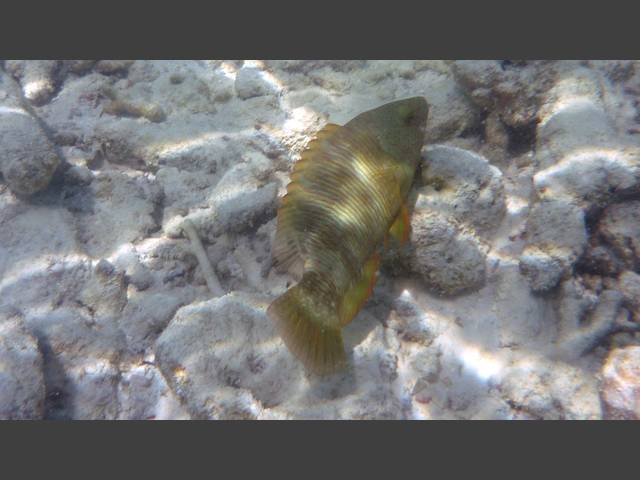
[314,123,341,142]
[272,123,343,275]
[297,123,341,164]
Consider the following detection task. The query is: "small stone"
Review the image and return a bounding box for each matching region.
[420,145,506,234]
[185,181,278,242]
[407,211,487,295]
[128,263,154,291]
[0,314,45,419]
[0,70,61,195]
[64,165,94,185]
[95,60,134,75]
[499,357,601,420]
[120,291,189,353]
[5,60,60,106]
[518,251,564,292]
[534,148,640,208]
[519,198,587,292]
[601,346,640,419]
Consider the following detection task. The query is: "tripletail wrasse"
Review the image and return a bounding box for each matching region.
[268,97,429,375]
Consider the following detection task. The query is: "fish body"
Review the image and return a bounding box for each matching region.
[268,97,429,374]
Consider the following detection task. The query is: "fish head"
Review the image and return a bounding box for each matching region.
[347,96,428,168]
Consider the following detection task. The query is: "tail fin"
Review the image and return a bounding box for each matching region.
[268,272,346,375]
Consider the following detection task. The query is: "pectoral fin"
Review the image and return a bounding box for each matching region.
[388,202,411,246]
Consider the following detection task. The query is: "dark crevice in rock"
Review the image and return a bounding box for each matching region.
[500,60,528,71]
[461,108,489,140]
[505,119,537,156]
[149,188,166,235]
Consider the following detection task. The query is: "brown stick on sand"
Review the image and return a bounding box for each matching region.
[181,219,225,297]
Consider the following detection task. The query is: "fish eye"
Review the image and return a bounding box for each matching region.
[404,110,419,126]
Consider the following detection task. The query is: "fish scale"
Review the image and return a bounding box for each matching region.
[269,97,429,375]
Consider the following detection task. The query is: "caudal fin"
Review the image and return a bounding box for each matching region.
[268,273,346,375]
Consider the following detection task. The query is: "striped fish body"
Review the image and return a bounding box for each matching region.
[269,97,429,374]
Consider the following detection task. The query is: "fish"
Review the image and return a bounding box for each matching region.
[268,97,429,375]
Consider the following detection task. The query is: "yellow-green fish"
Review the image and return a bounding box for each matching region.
[268,97,429,374]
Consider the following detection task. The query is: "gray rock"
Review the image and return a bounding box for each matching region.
[536,67,613,166]
[587,60,636,82]
[155,166,218,221]
[213,182,278,236]
[577,245,624,276]
[63,165,94,185]
[0,70,61,195]
[77,260,127,320]
[24,308,125,419]
[499,357,602,419]
[388,298,435,345]
[63,60,97,75]
[618,270,640,312]
[75,171,163,258]
[534,147,640,208]
[533,66,640,207]
[235,67,279,100]
[155,293,302,419]
[555,278,599,339]
[598,201,640,271]
[556,289,624,361]
[128,262,154,291]
[419,72,480,143]
[451,60,554,128]
[5,60,60,105]
[519,199,587,292]
[120,290,191,353]
[494,266,556,348]
[0,199,85,314]
[420,145,506,234]
[518,253,565,293]
[407,211,487,295]
[0,313,45,419]
[94,60,134,76]
[117,362,190,420]
[601,346,640,419]
[175,180,278,243]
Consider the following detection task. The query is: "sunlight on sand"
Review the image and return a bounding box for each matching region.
[152,128,256,159]
[0,105,30,116]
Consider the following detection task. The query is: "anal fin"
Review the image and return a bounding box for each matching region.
[338,252,380,326]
